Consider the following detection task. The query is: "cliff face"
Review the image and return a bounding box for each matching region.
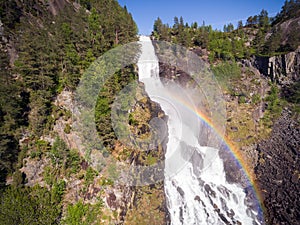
[253,48,300,225]
[255,110,300,225]
[254,47,300,84]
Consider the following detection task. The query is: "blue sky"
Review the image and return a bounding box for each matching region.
[118,0,286,34]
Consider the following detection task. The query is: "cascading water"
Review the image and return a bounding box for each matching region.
[137,36,262,225]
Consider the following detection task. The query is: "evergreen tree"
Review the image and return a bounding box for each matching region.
[173,16,179,31]
[237,20,243,29]
[154,17,163,34]
[259,9,269,28]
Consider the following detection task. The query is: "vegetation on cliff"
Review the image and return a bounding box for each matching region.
[0,0,139,223]
[153,0,300,58]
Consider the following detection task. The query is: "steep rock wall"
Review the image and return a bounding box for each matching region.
[254,47,300,84]
[255,110,299,225]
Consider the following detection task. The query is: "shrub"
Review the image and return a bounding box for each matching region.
[252,93,261,104]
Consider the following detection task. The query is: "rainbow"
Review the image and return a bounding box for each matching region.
[167,92,265,220]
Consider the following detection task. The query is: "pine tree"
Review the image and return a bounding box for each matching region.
[237,20,243,29]
[259,9,269,28]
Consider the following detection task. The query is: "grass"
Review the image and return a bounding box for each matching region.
[211,61,241,90]
[124,185,166,225]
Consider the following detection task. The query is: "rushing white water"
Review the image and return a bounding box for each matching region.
[137,36,261,225]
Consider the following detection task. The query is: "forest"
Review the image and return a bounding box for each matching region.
[0,0,138,223]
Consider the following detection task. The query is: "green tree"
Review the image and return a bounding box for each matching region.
[62,201,103,225]
[237,20,243,29]
[173,16,179,30]
[259,9,269,28]
[153,17,163,34]
[0,186,61,224]
[50,137,69,167]
[223,23,234,32]
[246,16,253,26]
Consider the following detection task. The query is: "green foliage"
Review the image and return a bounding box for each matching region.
[153,4,298,58]
[29,139,50,159]
[0,0,139,148]
[251,1,300,55]
[252,93,261,104]
[258,9,270,29]
[30,150,42,159]
[12,170,26,187]
[146,155,157,165]
[0,37,27,189]
[0,0,138,222]
[273,0,300,24]
[64,123,71,134]
[62,200,103,225]
[48,137,81,177]
[0,185,62,225]
[0,0,22,29]
[238,95,247,104]
[95,66,138,150]
[84,167,97,186]
[263,85,285,123]
[99,177,114,186]
[67,149,81,174]
[211,61,241,87]
[223,23,234,33]
[50,137,69,166]
[129,113,138,125]
[153,17,249,61]
[43,165,55,186]
[265,85,281,112]
[51,180,66,203]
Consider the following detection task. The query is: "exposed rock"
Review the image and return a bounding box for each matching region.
[52,86,170,224]
[230,126,238,132]
[47,0,67,16]
[0,20,3,37]
[255,110,300,225]
[158,62,193,87]
[20,157,49,187]
[254,47,300,85]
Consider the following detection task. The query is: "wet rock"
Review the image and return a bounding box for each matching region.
[219,213,229,224]
[194,195,201,202]
[204,184,216,198]
[177,186,185,197]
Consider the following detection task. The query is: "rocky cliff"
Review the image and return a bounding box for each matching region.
[54,85,169,224]
[255,110,299,225]
[254,47,300,85]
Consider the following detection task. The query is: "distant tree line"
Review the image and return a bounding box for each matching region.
[153,1,300,59]
[152,16,250,62]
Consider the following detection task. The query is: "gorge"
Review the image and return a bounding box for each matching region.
[0,1,299,224]
[138,36,263,225]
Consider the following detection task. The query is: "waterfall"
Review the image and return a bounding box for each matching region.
[137,36,262,225]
